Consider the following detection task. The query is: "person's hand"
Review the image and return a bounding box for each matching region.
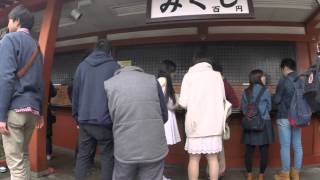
[36,116,44,129]
[0,122,9,135]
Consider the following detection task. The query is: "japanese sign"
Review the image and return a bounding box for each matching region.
[147,0,254,23]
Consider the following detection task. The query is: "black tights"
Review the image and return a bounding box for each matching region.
[245,144,269,173]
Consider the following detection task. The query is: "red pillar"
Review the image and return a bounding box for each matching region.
[28,0,63,175]
[296,42,312,73]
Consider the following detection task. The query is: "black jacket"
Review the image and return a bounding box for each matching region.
[273,72,298,119]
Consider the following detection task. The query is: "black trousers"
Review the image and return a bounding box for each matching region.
[74,138,97,167]
[245,144,269,173]
[75,124,114,180]
[46,121,53,155]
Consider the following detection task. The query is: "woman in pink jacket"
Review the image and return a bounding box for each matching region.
[180,49,225,180]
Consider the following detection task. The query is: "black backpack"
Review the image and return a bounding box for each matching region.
[303,57,320,112]
[242,87,266,131]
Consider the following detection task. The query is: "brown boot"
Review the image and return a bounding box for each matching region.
[258,173,264,180]
[274,171,290,180]
[246,173,253,180]
[290,168,300,180]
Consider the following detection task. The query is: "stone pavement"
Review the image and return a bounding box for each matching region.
[0,147,319,180]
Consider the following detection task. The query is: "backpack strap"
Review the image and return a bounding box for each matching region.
[15,44,40,80]
[255,87,266,105]
[245,88,254,104]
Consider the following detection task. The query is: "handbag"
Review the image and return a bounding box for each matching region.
[223,99,232,140]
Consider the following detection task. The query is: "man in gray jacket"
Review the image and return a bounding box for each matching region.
[104,66,168,180]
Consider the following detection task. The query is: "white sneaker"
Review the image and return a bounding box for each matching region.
[0,166,7,173]
[163,176,171,180]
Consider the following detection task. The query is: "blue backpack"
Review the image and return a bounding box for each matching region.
[288,76,312,128]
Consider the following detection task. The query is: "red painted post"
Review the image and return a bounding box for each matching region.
[28,0,63,175]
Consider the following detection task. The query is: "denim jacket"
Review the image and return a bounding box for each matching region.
[273,72,298,119]
[241,84,272,120]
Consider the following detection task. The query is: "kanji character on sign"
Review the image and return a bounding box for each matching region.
[190,0,206,10]
[220,0,238,8]
[160,0,183,13]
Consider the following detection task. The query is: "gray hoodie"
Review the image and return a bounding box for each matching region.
[104,66,168,164]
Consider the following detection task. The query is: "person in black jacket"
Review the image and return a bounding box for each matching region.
[46,82,57,160]
[72,40,120,180]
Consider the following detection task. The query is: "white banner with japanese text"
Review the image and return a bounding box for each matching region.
[147,0,254,22]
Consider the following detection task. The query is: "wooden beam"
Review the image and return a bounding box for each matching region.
[306,7,320,32]
[57,21,306,42]
[28,0,63,174]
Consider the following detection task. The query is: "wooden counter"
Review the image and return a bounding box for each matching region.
[52,107,320,168]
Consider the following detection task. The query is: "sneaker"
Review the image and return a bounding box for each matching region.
[47,155,52,161]
[163,176,171,180]
[0,166,7,173]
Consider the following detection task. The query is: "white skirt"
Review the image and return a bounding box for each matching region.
[164,110,181,145]
[185,136,222,154]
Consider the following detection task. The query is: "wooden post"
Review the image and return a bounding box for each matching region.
[28,0,63,175]
[296,42,312,73]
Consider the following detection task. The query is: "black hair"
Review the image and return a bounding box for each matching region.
[192,45,209,65]
[157,60,177,104]
[248,69,265,90]
[8,5,34,30]
[95,39,111,53]
[280,58,296,71]
[211,61,223,74]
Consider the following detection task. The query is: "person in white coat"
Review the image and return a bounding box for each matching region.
[180,47,225,180]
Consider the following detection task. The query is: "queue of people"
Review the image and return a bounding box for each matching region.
[0,4,307,180]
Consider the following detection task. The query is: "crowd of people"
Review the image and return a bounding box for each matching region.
[0,5,305,180]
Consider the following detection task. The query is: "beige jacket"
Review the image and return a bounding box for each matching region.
[179,62,225,138]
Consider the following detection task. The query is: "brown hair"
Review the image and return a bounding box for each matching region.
[249,69,265,89]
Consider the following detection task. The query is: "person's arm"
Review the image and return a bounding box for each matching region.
[179,74,189,109]
[0,36,17,123]
[72,68,81,121]
[273,78,285,105]
[240,91,248,114]
[157,81,168,123]
[265,90,272,112]
[224,80,240,108]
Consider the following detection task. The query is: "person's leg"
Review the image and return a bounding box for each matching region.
[188,154,201,180]
[245,145,255,173]
[112,159,136,180]
[89,141,97,168]
[46,121,53,158]
[218,144,226,176]
[290,127,303,180]
[291,127,303,171]
[277,119,291,172]
[207,153,219,180]
[89,125,113,180]
[23,113,37,179]
[74,140,79,167]
[137,160,164,180]
[0,135,7,173]
[259,145,269,174]
[2,111,35,180]
[75,124,97,180]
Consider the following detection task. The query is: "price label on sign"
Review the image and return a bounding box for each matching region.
[147,0,254,23]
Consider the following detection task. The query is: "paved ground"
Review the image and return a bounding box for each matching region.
[1,147,320,180]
